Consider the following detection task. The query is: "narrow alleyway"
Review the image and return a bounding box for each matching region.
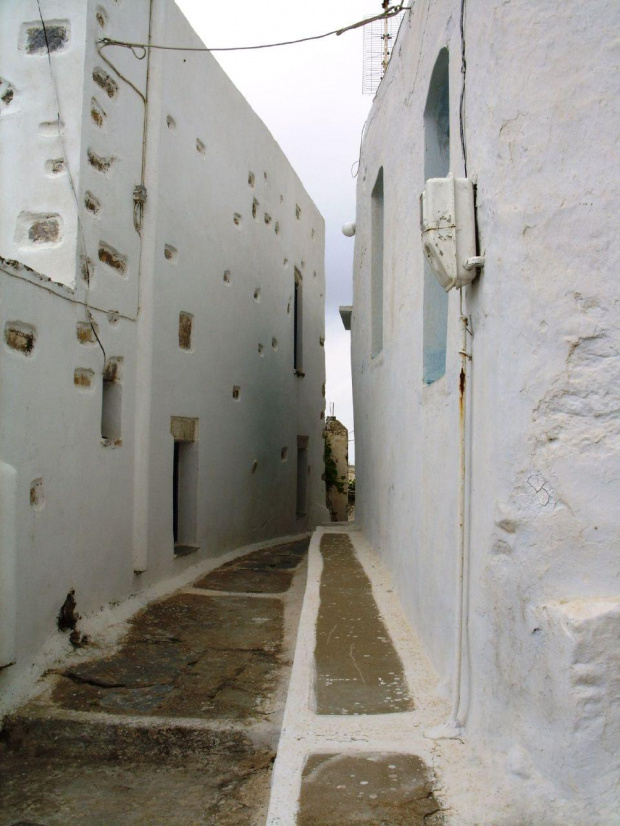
[1,529,514,824]
[0,539,310,826]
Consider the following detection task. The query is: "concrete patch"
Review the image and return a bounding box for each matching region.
[297,753,441,825]
[315,534,413,714]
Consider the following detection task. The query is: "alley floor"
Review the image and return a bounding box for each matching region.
[0,539,309,825]
[0,528,539,825]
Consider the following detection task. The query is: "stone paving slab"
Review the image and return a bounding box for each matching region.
[314,534,413,715]
[297,753,441,825]
[52,593,283,719]
[194,538,309,594]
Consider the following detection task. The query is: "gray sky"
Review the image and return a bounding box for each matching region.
[175,0,376,460]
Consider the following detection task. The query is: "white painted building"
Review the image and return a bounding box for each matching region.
[0,0,327,710]
[348,0,620,818]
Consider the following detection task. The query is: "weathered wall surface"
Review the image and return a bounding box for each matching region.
[325,417,348,522]
[351,0,620,817]
[0,0,327,713]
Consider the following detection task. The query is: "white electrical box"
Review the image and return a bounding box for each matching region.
[420,175,481,291]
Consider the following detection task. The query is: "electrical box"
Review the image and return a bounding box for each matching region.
[420,175,480,291]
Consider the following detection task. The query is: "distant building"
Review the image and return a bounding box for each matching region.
[0,0,327,712]
[324,417,348,522]
[347,0,620,818]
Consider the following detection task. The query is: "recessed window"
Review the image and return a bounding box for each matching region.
[371,168,384,358]
[101,358,122,443]
[423,49,450,384]
[171,417,199,555]
[294,267,303,373]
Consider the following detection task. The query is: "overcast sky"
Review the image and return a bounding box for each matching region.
[175,0,377,461]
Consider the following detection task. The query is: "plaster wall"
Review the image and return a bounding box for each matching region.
[351,0,620,816]
[0,0,327,713]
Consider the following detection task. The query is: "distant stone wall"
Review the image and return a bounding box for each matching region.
[324,418,348,522]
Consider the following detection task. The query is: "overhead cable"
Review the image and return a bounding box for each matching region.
[98,5,409,59]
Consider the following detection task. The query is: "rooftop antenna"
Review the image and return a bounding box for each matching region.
[362,3,406,95]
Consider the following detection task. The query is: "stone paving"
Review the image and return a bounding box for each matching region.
[0,538,309,826]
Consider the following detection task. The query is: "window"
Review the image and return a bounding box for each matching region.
[296,435,309,517]
[170,417,199,555]
[371,168,384,358]
[294,267,304,374]
[423,49,450,384]
[101,358,122,442]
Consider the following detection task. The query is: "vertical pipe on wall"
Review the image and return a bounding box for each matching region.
[132,0,159,573]
[452,288,471,729]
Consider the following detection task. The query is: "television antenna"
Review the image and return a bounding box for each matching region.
[362,3,406,95]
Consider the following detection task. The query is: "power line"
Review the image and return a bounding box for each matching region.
[98,5,409,59]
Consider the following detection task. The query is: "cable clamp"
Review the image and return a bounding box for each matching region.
[133,184,147,204]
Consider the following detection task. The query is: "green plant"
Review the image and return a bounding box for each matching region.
[323,433,345,494]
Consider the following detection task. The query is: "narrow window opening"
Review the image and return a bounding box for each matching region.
[294,267,304,374]
[179,311,193,350]
[101,358,122,443]
[423,49,450,384]
[371,168,384,358]
[170,417,199,556]
[296,436,309,517]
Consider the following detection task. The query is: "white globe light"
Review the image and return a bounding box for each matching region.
[342,222,356,237]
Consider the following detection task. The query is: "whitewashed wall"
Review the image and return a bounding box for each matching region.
[351,0,620,818]
[0,0,327,713]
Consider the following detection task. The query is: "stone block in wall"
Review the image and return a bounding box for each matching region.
[538,597,620,798]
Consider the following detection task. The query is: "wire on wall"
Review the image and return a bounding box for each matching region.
[459,0,468,176]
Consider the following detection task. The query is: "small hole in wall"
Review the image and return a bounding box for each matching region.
[45,158,66,176]
[319,336,325,347]
[283,258,288,267]
[30,477,45,511]
[272,338,278,350]
[248,171,255,188]
[280,194,284,203]
[77,320,98,345]
[254,288,261,302]
[233,213,242,226]
[295,204,301,220]
[275,222,280,235]
[96,6,108,28]
[258,343,264,357]
[164,244,178,263]
[313,270,317,279]
[196,138,205,154]
[287,301,291,314]
[264,213,272,226]
[311,228,315,239]
[320,411,325,420]
[300,261,305,270]
[84,191,100,215]
[263,171,268,180]
[179,312,193,350]
[166,115,176,130]
[107,311,119,325]
[74,367,95,390]
[232,386,241,400]
[251,459,258,473]
[322,383,325,398]
[281,447,288,462]
[223,270,231,284]
[252,198,259,220]
[5,321,36,355]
